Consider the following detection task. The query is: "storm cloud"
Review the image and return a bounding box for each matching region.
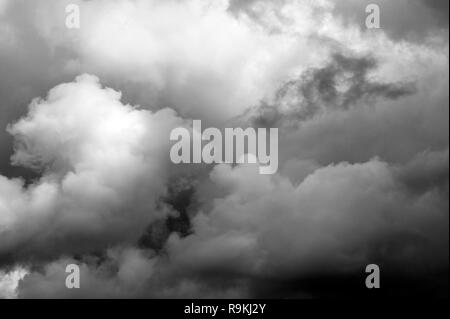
[0,0,448,298]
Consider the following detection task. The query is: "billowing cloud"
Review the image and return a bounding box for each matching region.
[0,74,184,262]
[0,267,26,299]
[168,155,448,294]
[13,153,448,298]
[32,0,332,122]
[0,0,448,299]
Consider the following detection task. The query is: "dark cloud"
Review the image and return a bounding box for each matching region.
[0,0,79,180]
[0,0,448,299]
[15,156,448,298]
[420,0,449,25]
[332,0,449,41]
[395,149,449,195]
[247,53,415,128]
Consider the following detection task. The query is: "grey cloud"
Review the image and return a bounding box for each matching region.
[0,0,448,299]
[395,149,449,195]
[246,53,415,128]
[332,0,449,41]
[0,0,79,180]
[16,156,448,298]
[419,0,449,26]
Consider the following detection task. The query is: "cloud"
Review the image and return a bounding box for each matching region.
[30,0,334,123]
[15,153,448,298]
[0,74,184,262]
[167,156,447,292]
[243,53,416,128]
[0,0,448,298]
[17,246,245,298]
[17,247,155,298]
[332,0,449,41]
[0,267,27,298]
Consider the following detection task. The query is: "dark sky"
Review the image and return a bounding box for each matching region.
[0,0,448,298]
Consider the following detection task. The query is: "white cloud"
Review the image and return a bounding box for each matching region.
[30,0,339,122]
[0,74,185,259]
[0,267,27,299]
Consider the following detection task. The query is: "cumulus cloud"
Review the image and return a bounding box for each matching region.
[16,245,246,298]
[13,154,448,298]
[167,156,447,293]
[0,74,184,262]
[0,267,27,299]
[0,0,448,298]
[31,0,332,123]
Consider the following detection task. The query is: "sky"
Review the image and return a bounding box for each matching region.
[0,0,448,298]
